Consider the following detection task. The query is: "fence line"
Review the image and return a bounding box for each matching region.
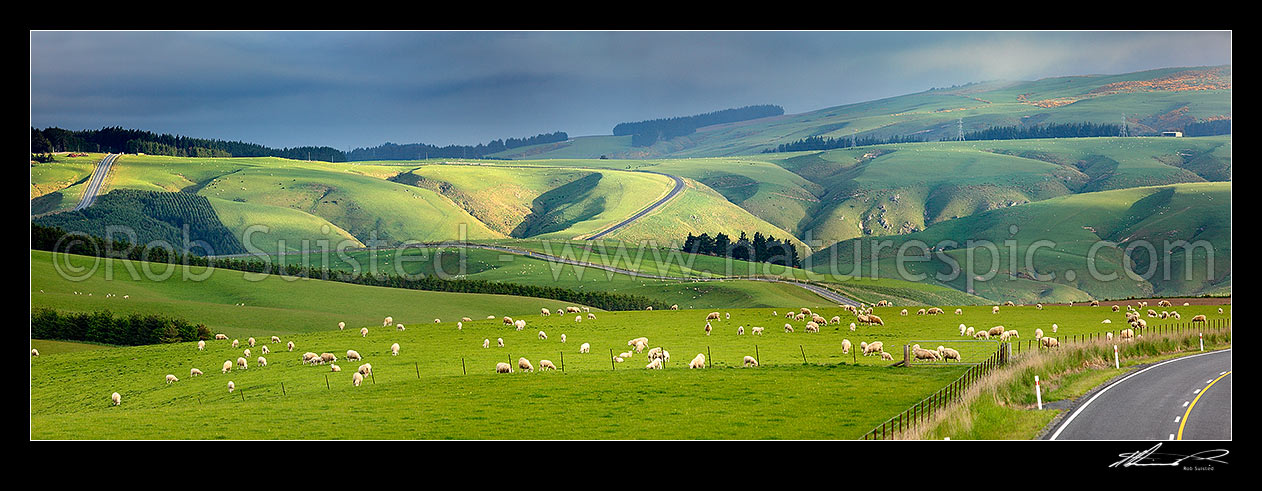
[861,316,1230,440]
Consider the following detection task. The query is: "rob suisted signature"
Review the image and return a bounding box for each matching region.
[1110,443,1229,469]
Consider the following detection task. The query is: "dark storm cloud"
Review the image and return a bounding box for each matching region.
[30,30,1231,150]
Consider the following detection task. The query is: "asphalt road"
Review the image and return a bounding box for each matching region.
[586,171,685,240]
[1047,348,1232,441]
[72,153,118,211]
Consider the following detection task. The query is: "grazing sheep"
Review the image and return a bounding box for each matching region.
[627,337,649,348]
[647,347,665,360]
[560,334,567,343]
[1106,332,1114,341]
[462,317,472,322]
[566,306,581,313]
[705,322,712,336]
[670,304,678,310]
[619,351,634,359]
[842,339,852,354]
[707,312,721,321]
[248,337,256,348]
[1158,300,1172,307]
[926,307,944,315]
[988,326,1006,338]
[388,343,399,356]
[515,319,526,330]
[862,341,884,356]
[111,392,121,406]
[794,313,806,321]
[458,321,463,330]
[580,343,591,353]
[743,355,760,367]
[397,323,406,331]
[868,315,885,326]
[434,318,440,324]
[738,326,745,335]
[518,357,534,372]
[645,358,663,369]
[541,307,551,316]
[955,308,963,315]
[1041,337,1059,348]
[900,309,909,316]
[302,352,319,364]
[347,350,362,361]
[1102,319,1112,324]
[287,341,295,352]
[1120,329,1134,340]
[800,308,812,315]
[352,372,364,386]
[784,323,794,333]
[973,331,990,339]
[383,316,393,327]
[237,357,248,370]
[881,352,895,361]
[539,331,548,340]
[1218,308,1223,314]
[938,346,962,362]
[270,336,281,344]
[812,314,827,325]
[849,322,856,332]
[361,327,369,337]
[1052,324,1058,333]
[166,374,179,384]
[339,321,345,330]
[965,326,975,337]
[1112,305,1120,312]
[540,359,558,371]
[330,364,341,372]
[911,345,941,361]
[232,339,240,348]
[752,326,764,335]
[1192,314,1208,322]
[321,353,337,364]
[215,334,228,340]
[725,312,730,320]
[189,367,203,377]
[587,313,596,320]
[496,362,513,374]
[614,356,625,363]
[992,306,1000,314]
[959,324,968,336]
[497,338,504,348]
[830,315,842,325]
[227,381,235,393]
[257,356,267,367]
[222,360,233,373]
[483,339,490,349]
[555,309,564,315]
[575,315,582,323]
[805,321,820,333]
[243,348,252,358]
[689,353,706,369]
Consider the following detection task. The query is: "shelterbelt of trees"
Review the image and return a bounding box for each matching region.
[682,230,801,268]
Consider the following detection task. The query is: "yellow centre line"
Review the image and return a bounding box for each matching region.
[1177,370,1231,440]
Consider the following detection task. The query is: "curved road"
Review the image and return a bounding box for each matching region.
[586,171,684,240]
[72,153,119,211]
[1047,349,1231,440]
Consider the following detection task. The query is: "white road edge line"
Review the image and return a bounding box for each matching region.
[1048,348,1231,440]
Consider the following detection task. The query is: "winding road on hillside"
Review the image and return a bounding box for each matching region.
[586,171,685,240]
[1046,349,1231,441]
[210,242,860,306]
[72,153,119,211]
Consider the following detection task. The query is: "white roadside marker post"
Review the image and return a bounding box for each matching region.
[1035,375,1043,410]
[1199,333,1204,351]
[1114,345,1120,369]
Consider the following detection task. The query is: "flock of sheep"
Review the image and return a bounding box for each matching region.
[83,297,1226,407]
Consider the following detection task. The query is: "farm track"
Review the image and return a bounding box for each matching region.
[209,242,861,306]
[71,153,119,211]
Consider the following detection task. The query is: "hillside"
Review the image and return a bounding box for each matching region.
[490,66,1231,160]
[806,182,1231,303]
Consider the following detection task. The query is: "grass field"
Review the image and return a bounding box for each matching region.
[30,283,1230,439]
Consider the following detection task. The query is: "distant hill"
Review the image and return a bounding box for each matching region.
[491,65,1230,160]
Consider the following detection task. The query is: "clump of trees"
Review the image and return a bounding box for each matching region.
[31,126,343,161]
[682,231,801,268]
[345,131,569,161]
[31,307,211,346]
[614,105,784,147]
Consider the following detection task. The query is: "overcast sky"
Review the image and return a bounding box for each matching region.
[30,30,1232,151]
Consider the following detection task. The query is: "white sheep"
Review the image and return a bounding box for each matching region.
[358,363,373,376]
[619,351,634,359]
[391,343,400,356]
[541,307,551,316]
[330,364,342,372]
[215,334,228,340]
[880,352,895,361]
[339,321,346,330]
[587,312,596,320]
[575,315,582,323]
[483,339,490,349]
[705,323,712,336]
[992,306,1000,314]
[287,341,295,352]
[560,334,567,343]
[645,358,663,370]
[197,340,205,351]
[361,327,369,337]
[383,316,393,327]
[248,337,256,348]
[223,360,233,373]
[627,337,649,347]
[190,368,203,376]
[540,360,558,371]
[539,331,548,340]
[458,321,463,330]
[271,335,281,344]
[232,339,240,348]
[784,323,794,333]
[496,362,513,373]
[518,357,534,372]
[689,353,706,369]
[849,322,856,332]
[752,326,764,335]
[738,326,745,335]
[959,324,968,336]
[347,350,362,361]
[743,355,759,367]
[397,323,406,331]
[111,392,121,406]
[862,341,884,356]
[937,346,962,362]
[237,357,248,369]
[243,348,251,358]
[497,338,505,348]
[515,319,527,330]
[321,353,337,364]
[580,343,590,353]
[955,308,963,315]
[227,381,235,393]
[353,372,364,386]
[166,374,179,384]
[257,356,267,367]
